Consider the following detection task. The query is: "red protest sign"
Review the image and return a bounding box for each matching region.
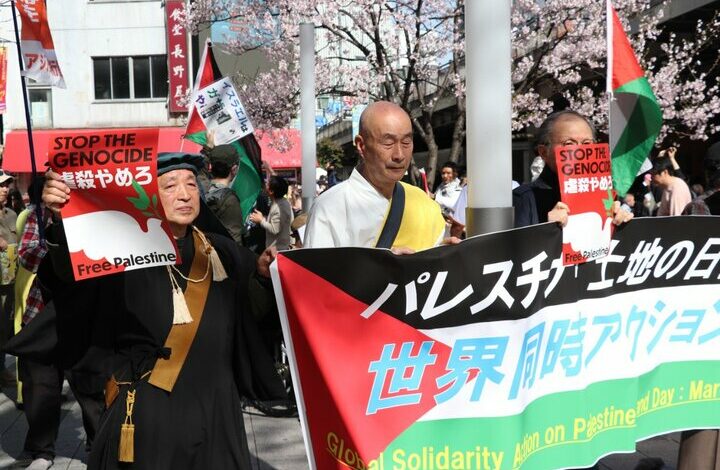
[555,143,615,266]
[48,129,179,280]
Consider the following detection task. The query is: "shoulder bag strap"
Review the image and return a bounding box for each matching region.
[375,182,405,249]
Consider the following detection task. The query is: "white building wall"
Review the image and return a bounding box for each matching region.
[1,0,182,132]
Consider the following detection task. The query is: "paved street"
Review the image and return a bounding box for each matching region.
[0,356,681,470]
[0,357,309,470]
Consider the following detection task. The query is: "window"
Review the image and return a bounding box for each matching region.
[317,97,329,110]
[29,88,53,128]
[93,56,168,100]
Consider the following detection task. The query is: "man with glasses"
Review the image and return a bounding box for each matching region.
[513,110,632,228]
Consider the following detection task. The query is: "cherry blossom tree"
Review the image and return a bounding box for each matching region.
[187,0,464,186]
[511,0,720,143]
[186,0,720,185]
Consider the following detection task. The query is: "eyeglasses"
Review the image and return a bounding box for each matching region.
[552,139,596,147]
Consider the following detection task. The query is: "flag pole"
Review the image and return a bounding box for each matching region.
[181,39,210,151]
[10,1,45,234]
[606,0,614,96]
[607,0,615,176]
[181,1,193,154]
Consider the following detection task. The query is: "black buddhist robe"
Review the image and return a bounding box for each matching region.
[39,228,284,470]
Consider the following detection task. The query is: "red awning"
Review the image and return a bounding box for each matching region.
[2,127,203,173]
[2,126,302,173]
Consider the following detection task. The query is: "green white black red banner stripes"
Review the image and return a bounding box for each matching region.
[384,360,719,470]
[271,217,720,470]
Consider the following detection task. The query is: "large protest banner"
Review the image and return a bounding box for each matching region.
[49,129,179,280]
[272,217,720,470]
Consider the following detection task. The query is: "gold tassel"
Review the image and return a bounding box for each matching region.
[119,390,136,463]
[167,266,193,324]
[208,245,228,281]
[119,423,135,463]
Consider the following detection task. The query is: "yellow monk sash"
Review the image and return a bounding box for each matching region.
[148,230,212,392]
[382,182,446,251]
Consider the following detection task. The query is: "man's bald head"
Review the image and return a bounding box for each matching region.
[355,101,414,198]
[358,101,411,138]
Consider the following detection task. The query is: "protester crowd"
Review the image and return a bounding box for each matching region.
[0,104,716,470]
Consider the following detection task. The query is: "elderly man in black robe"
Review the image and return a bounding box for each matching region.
[40,152,284,470]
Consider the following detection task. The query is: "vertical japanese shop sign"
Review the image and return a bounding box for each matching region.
[49,129,179,280]
[166,0,189,113]
[0,46,7,113]
[194,77,254,145]
[555,143,615,265]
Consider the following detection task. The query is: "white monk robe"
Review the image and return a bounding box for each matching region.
[304,169,445,250]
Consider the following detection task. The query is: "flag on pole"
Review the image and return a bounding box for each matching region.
[607,0,662,197]
[418,168,430,195]
[184,41,263,220]
[16,0,65,88]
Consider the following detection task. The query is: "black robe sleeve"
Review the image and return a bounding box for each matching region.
[210,235,287,402]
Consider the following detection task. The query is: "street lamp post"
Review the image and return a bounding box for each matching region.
[300,22,316,213]
[465,0,514,235]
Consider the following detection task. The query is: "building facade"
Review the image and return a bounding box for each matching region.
[1,0,192,173]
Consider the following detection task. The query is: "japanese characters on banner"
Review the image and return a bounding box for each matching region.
[166,0,189,113]
[0,46,7,113]
[555,143,614,265]
[194,77,254,145]
[271,217,720,470]
[16,0,65,88]
[49,129,179,281]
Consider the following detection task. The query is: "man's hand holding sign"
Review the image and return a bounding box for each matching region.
[552,200,642,229]
[553,143,633,265]
[43,168,70,214]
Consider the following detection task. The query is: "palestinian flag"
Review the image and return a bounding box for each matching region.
[607,0,663,197]
[184,40,263,219]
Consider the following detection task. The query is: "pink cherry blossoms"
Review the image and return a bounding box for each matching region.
[511,0,720,142]
[186,0,719,182]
